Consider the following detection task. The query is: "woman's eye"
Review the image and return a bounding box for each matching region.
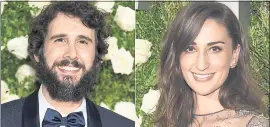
[54,38,65,43]
[78,40,88,45]
[185,46,195,53]
[210,46,222,52]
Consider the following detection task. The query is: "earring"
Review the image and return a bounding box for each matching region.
[176,66,180,73]
[230,64,236,68]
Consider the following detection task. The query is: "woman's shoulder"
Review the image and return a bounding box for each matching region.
[247,114,269,127]
[236,109,269,127]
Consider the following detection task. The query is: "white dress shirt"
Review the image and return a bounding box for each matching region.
[38,85,88,127]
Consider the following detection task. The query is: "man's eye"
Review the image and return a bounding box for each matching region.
[78,40,88,45]
[54,38,65,43]
[184,46,195,53]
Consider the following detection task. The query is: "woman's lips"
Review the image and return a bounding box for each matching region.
[192,72,215,81]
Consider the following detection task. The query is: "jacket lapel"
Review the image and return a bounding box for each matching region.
[86,98,102,127]
[22,90,40,127]
[21,89,102,127]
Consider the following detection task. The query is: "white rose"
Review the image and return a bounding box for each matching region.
[140,89,161,114]
[1,94,20,104]
[111,48,134,75]
[114,102,138,121]
[15,64,36,84]
[136,115,143,127]
[114,5,135,31]
[1,2,7,15]
[7,36,29,60]
[1,80,10,101]
[100,102,110,110]
[135,39,152,65]
[95,1,115,13]
[1,46,5,51]
[28,1,50,9]
[104,36,118,60]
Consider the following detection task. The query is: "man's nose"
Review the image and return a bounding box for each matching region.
[195,52,209,71]
[64,44,78,60]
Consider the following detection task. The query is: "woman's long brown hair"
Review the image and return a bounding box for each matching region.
[155,2,265,127]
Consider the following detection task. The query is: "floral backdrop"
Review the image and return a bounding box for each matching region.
[1,1,269,127]
[135,2,269,127]
[1,1,138,124]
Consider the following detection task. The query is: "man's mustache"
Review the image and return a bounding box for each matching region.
[52,58,86,70]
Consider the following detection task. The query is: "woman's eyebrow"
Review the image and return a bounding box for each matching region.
[207,41,225,46]
[191,41,225,46]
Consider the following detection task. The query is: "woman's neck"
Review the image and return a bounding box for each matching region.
[193,88,224,115]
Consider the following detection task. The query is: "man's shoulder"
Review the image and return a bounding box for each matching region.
[1,98,25,127]
[2,98,25,109]
[96,105,135,127]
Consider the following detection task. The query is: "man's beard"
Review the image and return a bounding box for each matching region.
[35,54,99,102]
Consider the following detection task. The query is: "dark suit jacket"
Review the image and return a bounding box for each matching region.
[1,90,135,127]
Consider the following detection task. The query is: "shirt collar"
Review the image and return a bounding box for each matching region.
[38,85,88,127]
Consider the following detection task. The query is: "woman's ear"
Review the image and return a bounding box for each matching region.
[34,54,40,62]
[230,44,241,68]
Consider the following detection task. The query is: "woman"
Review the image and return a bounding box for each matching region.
[156,2,268,127]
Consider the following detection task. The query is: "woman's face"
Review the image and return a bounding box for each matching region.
[179,19,240,96]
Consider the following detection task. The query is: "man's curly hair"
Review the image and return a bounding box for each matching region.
[28,2,109,65]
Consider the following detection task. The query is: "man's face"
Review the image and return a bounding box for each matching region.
[42,13,95,84]
[34,13,98,102]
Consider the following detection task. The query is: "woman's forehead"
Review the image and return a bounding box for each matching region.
[193,19,232,46]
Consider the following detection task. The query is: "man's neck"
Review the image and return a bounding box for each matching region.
[41,85,83,116]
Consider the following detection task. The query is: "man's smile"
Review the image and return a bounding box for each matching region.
[57,65,81,75]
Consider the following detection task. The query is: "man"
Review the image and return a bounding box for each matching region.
[1,2,134,127]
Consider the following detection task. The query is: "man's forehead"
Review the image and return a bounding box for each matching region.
[46,12,95,38]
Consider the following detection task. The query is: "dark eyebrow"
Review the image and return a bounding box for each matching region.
[191,41,225,46]
[49,34,67,40]
[207,41,225,46]
[78,35,92,43]
[49,34,92,42]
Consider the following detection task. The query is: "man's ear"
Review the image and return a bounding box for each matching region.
[230,44,241,68]
[34,54,40,62]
